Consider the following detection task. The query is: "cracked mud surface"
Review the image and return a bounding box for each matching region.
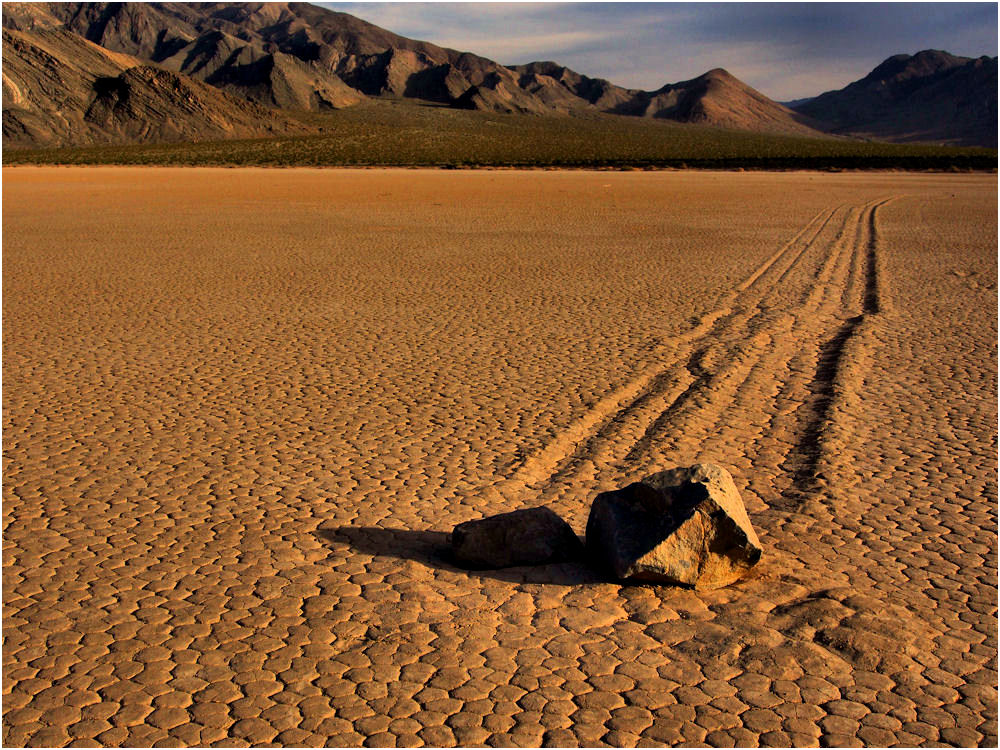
[3,168,996,747]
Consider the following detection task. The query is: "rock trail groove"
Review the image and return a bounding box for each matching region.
[508,199,897,516]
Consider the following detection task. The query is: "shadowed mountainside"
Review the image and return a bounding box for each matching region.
[792,50,998,147]
[2,25,315,146]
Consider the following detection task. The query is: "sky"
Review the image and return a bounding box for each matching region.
[320,2,998,101]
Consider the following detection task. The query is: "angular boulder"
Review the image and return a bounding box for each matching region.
[586,463,762,590]
[451,506,583,569]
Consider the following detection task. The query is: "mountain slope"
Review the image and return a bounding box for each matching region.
[2,1,827,140]
[793,50,998,146]
[512,61,819,136]
[2,25,313,147]
[512,61,638,111]
[11,1,506,109]
[16,1,365,110]
[612,68,820,136]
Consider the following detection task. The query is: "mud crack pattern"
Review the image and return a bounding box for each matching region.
[3,169,996,747]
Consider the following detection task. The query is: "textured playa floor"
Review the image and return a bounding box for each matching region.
[3,167,997,748]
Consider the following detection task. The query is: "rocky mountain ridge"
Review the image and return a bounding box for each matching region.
[2,2,995,148]
[792,49,997,147]
[2,24,315,146]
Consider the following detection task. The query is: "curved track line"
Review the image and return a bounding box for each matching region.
[734,206,840,294]
[502,197,900,508]
[507,205,844,489]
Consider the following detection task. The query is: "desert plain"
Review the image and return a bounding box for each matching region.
[2,166,997,748]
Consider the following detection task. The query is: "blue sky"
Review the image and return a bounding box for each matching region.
[320,2,998,100]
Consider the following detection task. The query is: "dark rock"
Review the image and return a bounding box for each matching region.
[451,506,583,569]
[586,463,762,590]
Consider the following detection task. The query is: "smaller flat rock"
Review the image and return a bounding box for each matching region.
[451,506,583,569]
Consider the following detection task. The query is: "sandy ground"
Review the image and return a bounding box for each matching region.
[3,167,996,748]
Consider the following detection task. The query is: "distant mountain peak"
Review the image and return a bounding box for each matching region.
[793,49,997,147]
[865,49,968,84]
[700,67,737,81]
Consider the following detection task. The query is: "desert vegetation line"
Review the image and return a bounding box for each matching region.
[3,105,995,171]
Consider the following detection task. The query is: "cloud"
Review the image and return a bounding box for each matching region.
[320,2,998,100]
[431,30,609,60]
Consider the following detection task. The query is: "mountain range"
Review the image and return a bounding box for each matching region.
[2,2,996,149]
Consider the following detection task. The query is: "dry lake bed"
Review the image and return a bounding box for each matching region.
[3,167,997,747]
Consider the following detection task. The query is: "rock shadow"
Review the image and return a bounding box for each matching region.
[317,526,606,587]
